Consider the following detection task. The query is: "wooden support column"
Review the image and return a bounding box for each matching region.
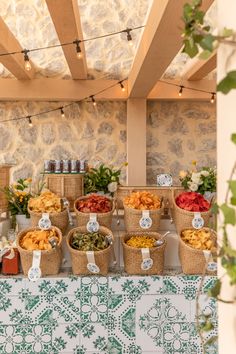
[127,99,146,185]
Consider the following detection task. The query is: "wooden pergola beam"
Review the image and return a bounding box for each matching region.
[0,79,215,101]
[0,17,35,79]
[183,52,216,81]
[46,0,87,79]
[128,0,214,98]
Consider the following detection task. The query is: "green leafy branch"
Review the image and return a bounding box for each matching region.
[182,0,236,93]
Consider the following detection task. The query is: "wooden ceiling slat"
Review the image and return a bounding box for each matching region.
[0,17,35,79]
[128,0,214,98]
[46,0,87,79]
[183,53,216,81]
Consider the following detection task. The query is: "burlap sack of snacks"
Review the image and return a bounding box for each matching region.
[28,191,68,234]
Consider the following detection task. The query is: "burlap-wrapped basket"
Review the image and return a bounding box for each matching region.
[124,204,163,233]
[122,232,166,275]
[74,196,115,228]
[17,226,62,276]
[66,226,113,276]
[171,190,212,234]
[179,227,217,275]
[28,206,69,234]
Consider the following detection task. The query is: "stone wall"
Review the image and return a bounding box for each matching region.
[146,101,216,185]
[0,101,127,182]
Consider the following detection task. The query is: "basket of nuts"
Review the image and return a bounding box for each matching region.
[123,191,163,232]
[179,227,217,275]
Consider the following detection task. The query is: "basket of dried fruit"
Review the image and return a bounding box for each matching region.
[74,194,115,228]
[122,232,166,275]
[66,226,114,275]
[179,227,217,275]
[28,191,69,234]
[17,226,62,276]
[171,190,212,234]
[123,191,163,232]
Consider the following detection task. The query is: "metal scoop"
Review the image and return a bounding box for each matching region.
[49,237,58,249]
[105,234,117,265]
[61,198,74,226]
[154,231,170,246]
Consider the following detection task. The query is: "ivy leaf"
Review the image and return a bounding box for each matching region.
[228,180,236,199]
[230,197,236,206]
[200,34,214,51]
[220,203,236,225]
[182,39,199,58]
[205,336,218,346]
[211,203,219,214]
[208,279,221,298]
[231,133,236,145]
[221,27,234,37]
[198,50,212,60]
[217,71,236,94]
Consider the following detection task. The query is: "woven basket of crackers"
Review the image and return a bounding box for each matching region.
[28,191,69,234]
[123,191,163,232]
[17,226,62,276]
[179,227,217,275]
[122,232,166,275]
[171,189,212,234]
[74,194,115,229]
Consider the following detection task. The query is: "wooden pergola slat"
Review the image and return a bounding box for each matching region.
[0,17,35,79]
[183,52,216,81]
[128,0,214,98]
[46,0,87,80]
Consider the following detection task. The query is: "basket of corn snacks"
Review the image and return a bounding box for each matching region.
[66,226,114,275]
[17,226,62,276]
[171,190,212,234]
[123,191,163,232]
[179,227,217,275]
[122,232,166,275]
[28,191,69,234]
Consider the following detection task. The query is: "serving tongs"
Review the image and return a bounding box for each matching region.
[154,231,170,247]
[61,197,74,226]
[105,234,117,265]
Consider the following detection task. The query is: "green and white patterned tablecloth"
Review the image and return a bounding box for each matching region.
[0,274,217,354]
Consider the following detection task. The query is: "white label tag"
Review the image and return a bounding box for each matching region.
[192,212,204,229]
[38,213,52,230]
[87,213,99,233]
[86,251,100,274]
[140,248,153,270]
[139,210,152,229]
[203,250,217,272]
[157,174,173,186]
[28,250,42,282]
[207,262,217,272]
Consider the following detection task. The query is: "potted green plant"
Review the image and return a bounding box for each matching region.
[84,163,128,196]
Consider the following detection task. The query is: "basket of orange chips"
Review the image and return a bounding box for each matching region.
[123,191,163,232]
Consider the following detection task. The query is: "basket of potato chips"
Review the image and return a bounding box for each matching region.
[123,191,163,232]
[28,191,69,234]
[122,231,166,275]
[179,227,217,275]
[17,226,62,276]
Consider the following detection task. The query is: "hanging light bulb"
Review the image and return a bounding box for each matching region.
[74,40,83,59]
[23,50,31,71]
[126,29,133,46]
[178,85,184,97]
[60,108,65,118]
[91,95,97,106]
[119,81,125,92]
[210,92,215,104]
[28,116,33,127]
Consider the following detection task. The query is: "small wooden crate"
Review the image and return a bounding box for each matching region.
[0,165,11,213]
[45,174,84,211]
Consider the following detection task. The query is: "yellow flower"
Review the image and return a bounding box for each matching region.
[179,170,187,179]
[192,160,197,166]
[123,162,128,166]
[25,178,32,183]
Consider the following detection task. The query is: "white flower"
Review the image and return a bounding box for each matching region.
[200,170,210,177]
[188,182,199,192]
[191,172,201,185]
[108,181,118,193]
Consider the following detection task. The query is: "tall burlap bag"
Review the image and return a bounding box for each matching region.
[28,205,69,235]
[171,189,212,234]
[74,196,115,228]
[124,204,163,232]
[122,232,166,275]
[17,226,62,276]
[66,226,113,276]
[179,227,217,275]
